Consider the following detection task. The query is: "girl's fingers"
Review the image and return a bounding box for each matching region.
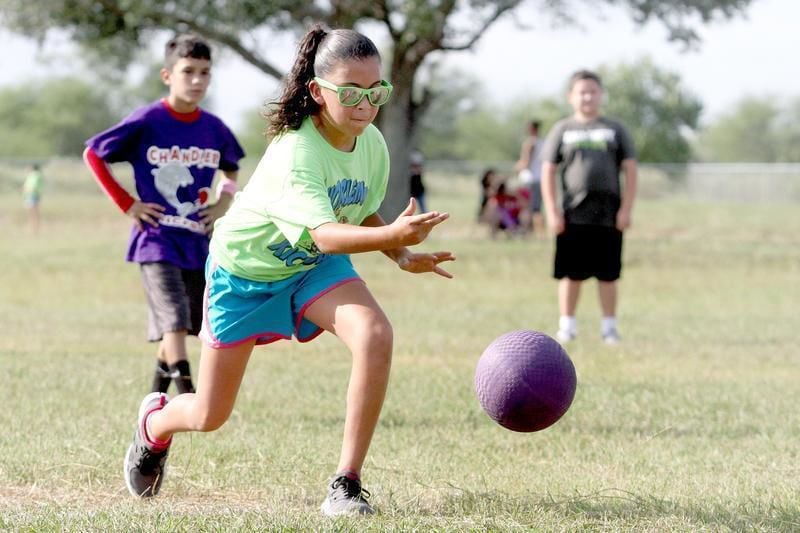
[399,198,416,217]
[433,265,453,278]
[410,211,448,225]
[432,251,455,262]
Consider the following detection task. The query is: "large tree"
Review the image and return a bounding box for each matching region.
[0,0,754,216]
[599,58,702,163]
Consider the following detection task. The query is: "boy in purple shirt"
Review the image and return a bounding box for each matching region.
[84,33,245,394]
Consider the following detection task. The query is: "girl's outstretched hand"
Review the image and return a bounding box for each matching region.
[390,198,450,247]
[397,250,456,279]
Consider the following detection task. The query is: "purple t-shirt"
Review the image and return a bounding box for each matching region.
[86,100,245,269]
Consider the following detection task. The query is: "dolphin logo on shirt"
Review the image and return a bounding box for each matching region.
[153,162,199,217]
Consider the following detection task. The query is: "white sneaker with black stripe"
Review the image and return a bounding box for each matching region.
[320,474,374,516]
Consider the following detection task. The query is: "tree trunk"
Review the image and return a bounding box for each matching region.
[377,54,423,220]
[377,98,413,220]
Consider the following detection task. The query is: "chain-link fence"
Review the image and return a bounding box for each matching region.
[424,160,800,203]
[2,158,800,203]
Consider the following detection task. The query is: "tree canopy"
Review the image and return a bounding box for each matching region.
[415,58,702,165]
[600,58,702,163]
[0,78,117,158]
[0,0,755,215]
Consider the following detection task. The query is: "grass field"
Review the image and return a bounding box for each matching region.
[1,161,799,531]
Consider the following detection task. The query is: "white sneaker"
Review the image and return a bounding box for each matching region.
[320,474,374,516]
[602,329,621,345]
[556,329,576,343]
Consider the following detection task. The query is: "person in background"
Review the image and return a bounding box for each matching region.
[483,173,531,239]
[540,69,637,344]
[478,167,497,222]
[83,33,245,395]
[22,163,45,233]
[514,119,545,236]
[409,150,427,212]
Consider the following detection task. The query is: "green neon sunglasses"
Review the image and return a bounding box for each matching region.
[314,77,393,107]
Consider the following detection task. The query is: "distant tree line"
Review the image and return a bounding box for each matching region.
[2,55,797,165]
[0,0,757,215]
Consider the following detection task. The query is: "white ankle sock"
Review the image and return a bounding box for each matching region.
[559,315,577,334]
[601,316,617,335]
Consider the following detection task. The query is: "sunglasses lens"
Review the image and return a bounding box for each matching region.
[338,87,364,106]
[368,87,391,106]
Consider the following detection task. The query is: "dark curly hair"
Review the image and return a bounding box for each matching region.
[266,25,381,137]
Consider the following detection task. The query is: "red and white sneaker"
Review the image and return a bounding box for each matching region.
[123,392,171,497]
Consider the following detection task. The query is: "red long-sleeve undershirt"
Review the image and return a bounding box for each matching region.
[83,146,136,213]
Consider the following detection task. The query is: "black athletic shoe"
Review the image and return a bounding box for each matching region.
[123,392,171,497]
[320,474,375,516]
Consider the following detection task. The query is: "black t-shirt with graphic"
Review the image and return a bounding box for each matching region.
[541,116,636,227]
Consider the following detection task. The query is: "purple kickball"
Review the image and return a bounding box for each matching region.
[475,330,577,432]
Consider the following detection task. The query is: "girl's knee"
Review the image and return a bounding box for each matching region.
[350,317,392,368]
[368,318,393,355]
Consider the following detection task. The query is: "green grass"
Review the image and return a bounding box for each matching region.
[1,165,799,531]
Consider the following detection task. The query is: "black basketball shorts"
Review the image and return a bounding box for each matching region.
[554,224,623,282]
[140,261,205,341]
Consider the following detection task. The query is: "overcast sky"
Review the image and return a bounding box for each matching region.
[1,0,797,130]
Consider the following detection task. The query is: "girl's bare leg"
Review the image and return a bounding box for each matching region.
[148,340,256,439]
[303,281,393,477]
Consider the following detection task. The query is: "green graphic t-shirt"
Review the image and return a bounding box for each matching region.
[210,118,389,281]
[23,170,44,197]
[541,116,635,227]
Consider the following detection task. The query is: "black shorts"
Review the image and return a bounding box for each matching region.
[140,262,205,341]
[554,224,623,281]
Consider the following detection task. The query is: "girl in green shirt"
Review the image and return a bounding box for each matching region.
[122,25,455,516]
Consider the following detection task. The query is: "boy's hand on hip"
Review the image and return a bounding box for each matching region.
[199,196,232,234]
[126,201,165,230]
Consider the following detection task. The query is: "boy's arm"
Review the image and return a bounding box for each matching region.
[514,138,533,172]
[199,169,240,232]
[541,161,564,234]
[83,147,136,213]
[617,159,638,230]
[83,147,164,229]
[213,169,239,211]
[217,169,239,198]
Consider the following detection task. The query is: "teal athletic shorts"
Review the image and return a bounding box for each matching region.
[200,254,361,348]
